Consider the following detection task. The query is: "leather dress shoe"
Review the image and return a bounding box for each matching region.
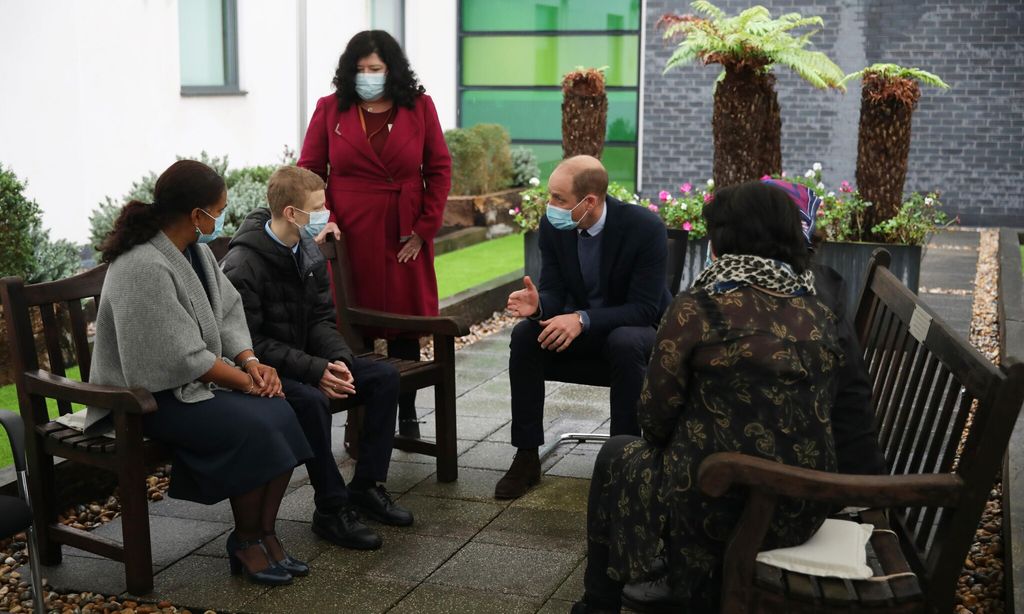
[494,449,540,499]
[349,485,414,526]
[264,532,310,577]
[311,507,382,550]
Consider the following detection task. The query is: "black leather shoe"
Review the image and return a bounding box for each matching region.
[494,449,541,499]
[264,532,310,577]
[349,485,414,526]
[226,531,293,586]
[311,507,383,550]
[570,598,619,613]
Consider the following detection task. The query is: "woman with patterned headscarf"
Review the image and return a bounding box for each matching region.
[572,181,845,613]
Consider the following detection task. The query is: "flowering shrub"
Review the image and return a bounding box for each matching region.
[768,164,953,246]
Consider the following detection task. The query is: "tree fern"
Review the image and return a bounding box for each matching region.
[841,63,949,89]
[662,0,844,91]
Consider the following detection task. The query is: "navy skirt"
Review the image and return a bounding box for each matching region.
[144,390,313,504]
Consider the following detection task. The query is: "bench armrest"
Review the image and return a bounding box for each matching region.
[0,410,27,473]
[23,370,158,415]
[698,452,963,508]
[344,306,471,337]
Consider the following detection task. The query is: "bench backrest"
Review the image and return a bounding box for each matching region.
[853,249,1024,609]
[316,234,369,353]
[1,266,108,428]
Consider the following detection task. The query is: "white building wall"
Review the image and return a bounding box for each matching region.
[0,0,457,244]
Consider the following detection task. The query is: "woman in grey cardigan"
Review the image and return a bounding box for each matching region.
[92,160,313,586]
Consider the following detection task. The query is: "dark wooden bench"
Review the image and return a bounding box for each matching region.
[316,234,469,482]
[701,249,1024,613]
[0,235,467,595]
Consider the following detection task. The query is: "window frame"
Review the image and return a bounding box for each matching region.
[455,0,643,188]
[180,0,245,97]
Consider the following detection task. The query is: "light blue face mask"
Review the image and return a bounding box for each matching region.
[545,197,588,231]
[196,208,225,244]
[355,72,386,101]
[292,207,330,239]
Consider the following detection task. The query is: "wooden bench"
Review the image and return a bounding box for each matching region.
[0,235,467,595]
[700,249,1024,613]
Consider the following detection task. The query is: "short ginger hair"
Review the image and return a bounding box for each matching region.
[266,166,325,216]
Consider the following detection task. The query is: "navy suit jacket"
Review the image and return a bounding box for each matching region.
[537,195,672,334]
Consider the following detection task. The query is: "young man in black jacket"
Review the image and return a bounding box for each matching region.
[221,166,412,552]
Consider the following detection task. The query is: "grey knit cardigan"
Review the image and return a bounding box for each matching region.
[88,232,253,422]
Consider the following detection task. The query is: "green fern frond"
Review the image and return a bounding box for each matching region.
[840,63,950,88]
[691,0,726,21]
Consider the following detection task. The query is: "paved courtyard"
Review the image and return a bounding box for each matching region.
[24,230,983,613]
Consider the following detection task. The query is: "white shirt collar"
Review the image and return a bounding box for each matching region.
[579,197,609,237]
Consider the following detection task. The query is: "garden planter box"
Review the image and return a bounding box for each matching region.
[816,241,922,310]
[442,188,522,229]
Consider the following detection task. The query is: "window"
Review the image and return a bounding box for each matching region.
[178,0,241,96]
[458,0,642,188]
[371,0,405,46]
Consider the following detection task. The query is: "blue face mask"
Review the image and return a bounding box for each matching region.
[196,208,225,244]
[545,197,588,231]
[292,207,330,239]
[355,73,386,101]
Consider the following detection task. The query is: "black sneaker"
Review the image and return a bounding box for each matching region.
[349,485,414,526]
[311,507,382,550]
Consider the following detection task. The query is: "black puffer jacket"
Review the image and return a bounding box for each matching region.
[221,208,355,385]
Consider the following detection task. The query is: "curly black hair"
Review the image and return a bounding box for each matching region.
[99,160,225,263]
[332,30,425,111]
[704,181,811,274]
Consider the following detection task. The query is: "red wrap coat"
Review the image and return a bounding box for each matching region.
[298,93,452,331]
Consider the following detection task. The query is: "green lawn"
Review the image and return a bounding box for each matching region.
[435,233,524,299]
[0,365,84,469]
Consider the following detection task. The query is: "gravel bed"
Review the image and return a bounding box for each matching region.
[956,228,1005,614]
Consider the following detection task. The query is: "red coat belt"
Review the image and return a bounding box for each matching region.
[329,176,425,240]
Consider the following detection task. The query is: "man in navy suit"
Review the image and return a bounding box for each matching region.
[496,155,672,499]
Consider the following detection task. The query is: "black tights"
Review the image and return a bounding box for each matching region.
[229,469,292,568]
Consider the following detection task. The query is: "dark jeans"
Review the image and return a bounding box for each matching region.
[387,337,420,420]
[508,319,656,448]
[584,434,640,609]
[281,356,400,512]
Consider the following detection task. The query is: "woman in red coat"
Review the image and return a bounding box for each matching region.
[299,30,452,438]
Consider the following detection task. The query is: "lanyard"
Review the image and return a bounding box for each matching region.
[358,106,395,141]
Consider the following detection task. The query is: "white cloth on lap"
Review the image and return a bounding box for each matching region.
[756,518,874,579]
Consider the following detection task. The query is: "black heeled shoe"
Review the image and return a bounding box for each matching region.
[264,531,310,577]
[226,531,293,586]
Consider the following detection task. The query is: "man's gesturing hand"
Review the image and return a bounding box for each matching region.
[538,313,584,352]
[506,275,540,318]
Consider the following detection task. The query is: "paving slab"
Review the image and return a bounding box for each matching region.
[919,250,978,290]
[391,438,476,465]
[511,476,591,514]
[552,557,587,601]
[88,514,231,569]
[546,447,600,479]
[314,531,463,583]
[148,494,235,524]
[136,553,268,609]
[193,518,334,563]
[390,583,542,614]
[419,413,509,442]
[538,598,578,613]
[27,554,158,596]
[409,467,512,505]
[474,505,588,554]
[427,541,580,599]
[458,440,519,471]
[243,571,415,613]
[392,493,504,540]
[919,293,974,338]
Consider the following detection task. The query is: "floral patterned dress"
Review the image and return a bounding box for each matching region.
[591,284,843,607]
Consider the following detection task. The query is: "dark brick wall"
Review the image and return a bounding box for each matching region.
[641,0,1024,227]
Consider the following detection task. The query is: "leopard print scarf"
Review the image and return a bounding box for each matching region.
[695,253,816,296]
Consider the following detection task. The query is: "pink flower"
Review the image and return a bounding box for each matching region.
[682,221,692,231]
[703,193,713,203]
[680,182,693,194]
[816,209,824,217]
[658,190,671,202]
[781,171,788,178]
[513,207,520,214]
[761,175,771,180]
[840,180,852,193]
[648,204,659,212]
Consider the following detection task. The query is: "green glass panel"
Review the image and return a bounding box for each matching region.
[461,35,638,87]
[528,143,636,190]
[462,0,640,32]
[461,90,636,141]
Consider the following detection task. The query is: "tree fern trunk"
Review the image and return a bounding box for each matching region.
[562,70,608,159]
[856,75,918,238]
[712,67,782,189]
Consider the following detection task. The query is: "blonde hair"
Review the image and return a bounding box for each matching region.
[266,166,325,216]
